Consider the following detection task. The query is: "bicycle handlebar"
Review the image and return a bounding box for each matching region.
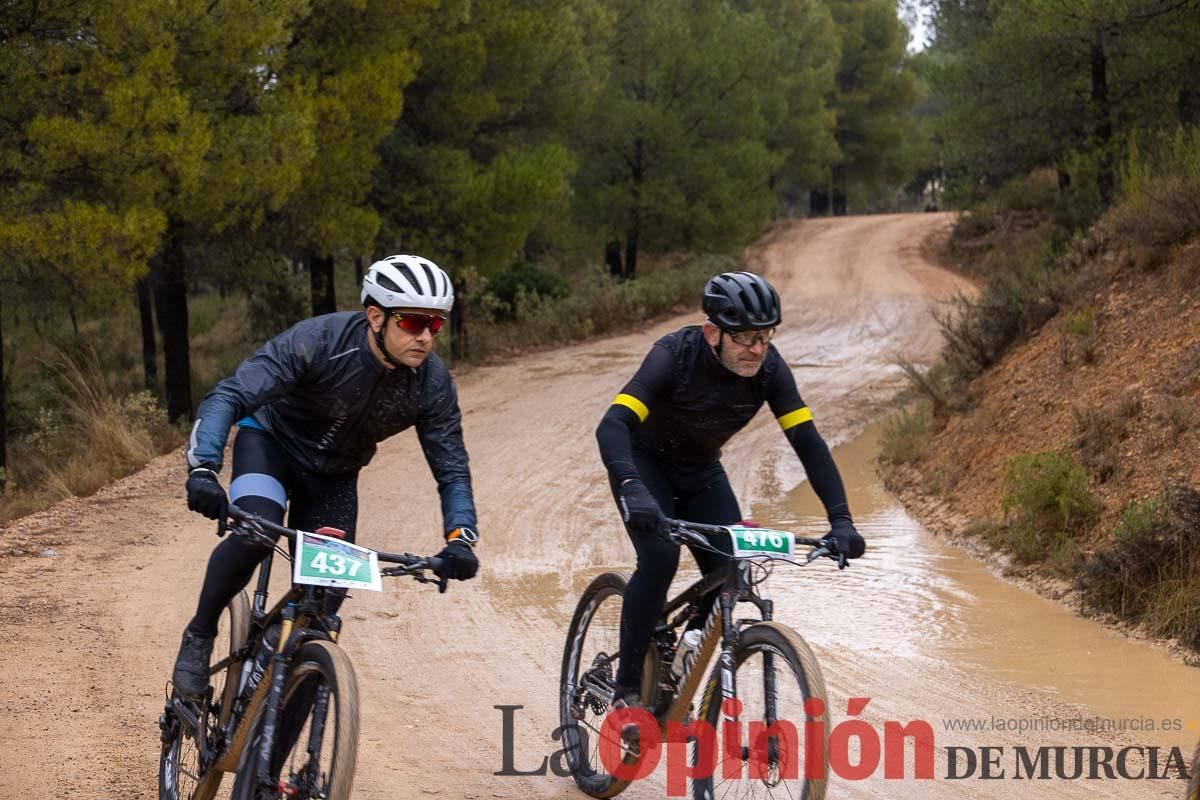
[224,503,446,582]
[665,518,847,568]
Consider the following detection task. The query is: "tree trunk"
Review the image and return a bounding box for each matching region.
[605,240,623,278]
[624,219,639,280]
[308,251,336,316]
[353,255,364,287]
[624,138,643,280]
[152,224,193,423]
[1091,30,1113,206]
[831,164,849,216]
[450,275,466,362]
[0,284,7,482]
[136,276,158,394]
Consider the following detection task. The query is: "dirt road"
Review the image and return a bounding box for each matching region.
[4,214,1188,799]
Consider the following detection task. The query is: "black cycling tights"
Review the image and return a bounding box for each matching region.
[186,427,359,638]
[611,452,738,696]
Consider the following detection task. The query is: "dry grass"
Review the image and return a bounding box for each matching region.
[878,402,932,467]
[2,347,179,524]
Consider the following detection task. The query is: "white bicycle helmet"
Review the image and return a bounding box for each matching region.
[361,255,454,314]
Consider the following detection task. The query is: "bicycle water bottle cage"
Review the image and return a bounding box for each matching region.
[315,526,346,539]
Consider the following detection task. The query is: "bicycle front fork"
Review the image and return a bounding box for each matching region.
[253,604,297,789]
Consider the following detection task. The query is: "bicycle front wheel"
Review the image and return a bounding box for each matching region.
[693,622,830,800]
[231,639,360,800]
[160,590,250,800]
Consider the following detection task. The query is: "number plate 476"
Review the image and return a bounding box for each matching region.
[728,525,795,561]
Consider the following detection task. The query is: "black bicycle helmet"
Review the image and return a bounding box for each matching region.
[702,271,781,331]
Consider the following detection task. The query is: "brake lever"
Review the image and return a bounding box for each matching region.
[806,544,849,569]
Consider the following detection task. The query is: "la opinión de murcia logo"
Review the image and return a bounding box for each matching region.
[495,699,1190,796]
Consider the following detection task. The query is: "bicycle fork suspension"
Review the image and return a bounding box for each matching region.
[255,605,297,789]
[300,684,331,791]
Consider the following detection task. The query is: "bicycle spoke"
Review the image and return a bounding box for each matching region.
[698,628,828,800]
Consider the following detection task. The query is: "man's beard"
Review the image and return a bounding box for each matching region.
[718,346,764,377]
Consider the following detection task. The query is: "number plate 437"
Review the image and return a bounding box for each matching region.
[294,532,382,591]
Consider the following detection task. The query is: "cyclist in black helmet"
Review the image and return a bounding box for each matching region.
[595,270,865,712]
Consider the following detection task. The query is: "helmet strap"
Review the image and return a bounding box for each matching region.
[371,311,405,369]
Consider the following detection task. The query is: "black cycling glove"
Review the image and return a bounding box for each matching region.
[435,539,479,581]
[822,519,865,565]
[186,468,228,521]
[618,478,666,536]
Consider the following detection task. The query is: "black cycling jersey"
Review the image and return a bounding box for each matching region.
[187,311,475,531]
[596,325,850,524]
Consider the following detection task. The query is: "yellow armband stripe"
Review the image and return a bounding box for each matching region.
[777,407,813,431]
[613,393,650,422]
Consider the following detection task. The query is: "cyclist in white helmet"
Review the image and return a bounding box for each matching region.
[172,254,480,699]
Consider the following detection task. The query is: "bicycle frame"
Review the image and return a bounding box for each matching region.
[656,558,773,728]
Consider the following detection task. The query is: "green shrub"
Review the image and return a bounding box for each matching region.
[1113,496,1159,541]
[990,169,1060,214]
[1112,126,1200,249]
[1053,149,1108,235]
[1001,450,1097,537]
[1077,485,1200,649]
[490,262,569,319]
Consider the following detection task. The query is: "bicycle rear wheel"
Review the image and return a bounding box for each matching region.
[160,590,251,800]
[692,621,829,800]
[230,639,360,800]
[560,571,642,798]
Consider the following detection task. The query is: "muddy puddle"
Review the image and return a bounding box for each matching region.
[745,419,1200,755]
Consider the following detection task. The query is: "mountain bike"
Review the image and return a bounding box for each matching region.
[158,504,448,800]
[559,518,844,800]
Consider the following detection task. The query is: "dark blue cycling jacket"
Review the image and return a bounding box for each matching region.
[187,311,476,531]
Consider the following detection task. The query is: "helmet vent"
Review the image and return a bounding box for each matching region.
[375,271,402,294]
[419,261,437,294]
[396,262,421,293]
